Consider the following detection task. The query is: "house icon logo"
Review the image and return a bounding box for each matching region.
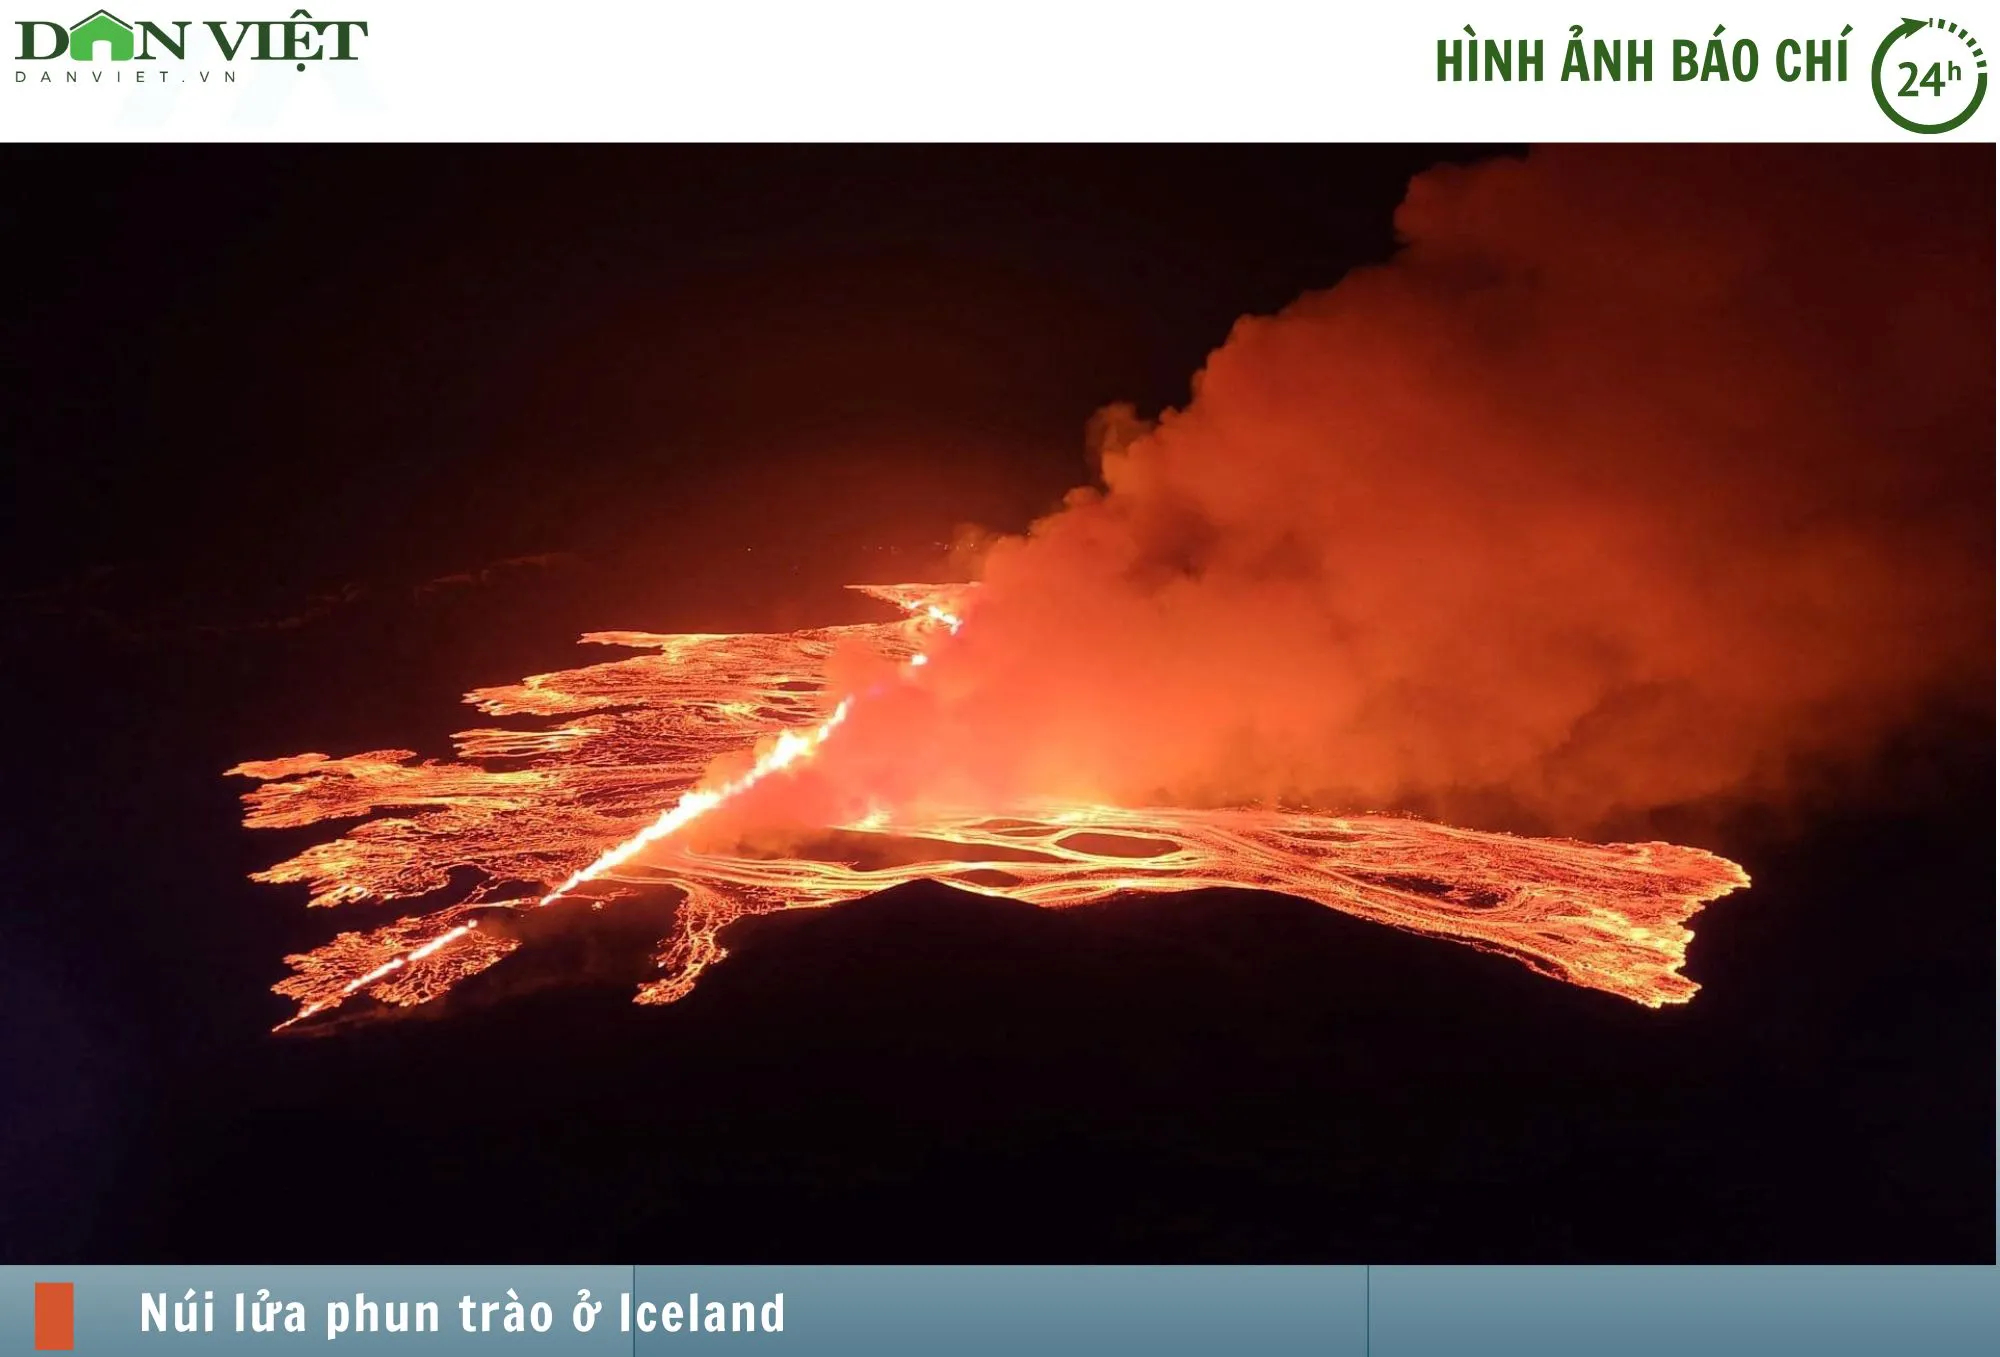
[68,9,134,60]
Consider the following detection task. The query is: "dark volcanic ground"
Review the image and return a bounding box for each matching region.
[2,569,1992,1265]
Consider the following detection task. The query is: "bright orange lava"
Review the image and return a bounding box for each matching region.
[231,585,1748,1029]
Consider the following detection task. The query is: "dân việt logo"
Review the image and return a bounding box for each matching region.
[15,8,367,73]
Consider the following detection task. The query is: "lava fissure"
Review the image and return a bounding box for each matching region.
[233,585,1747,1030]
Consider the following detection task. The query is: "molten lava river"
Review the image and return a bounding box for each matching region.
[232,585,1749,1030]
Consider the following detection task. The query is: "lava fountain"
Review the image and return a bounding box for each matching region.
[231,584,1748,1030]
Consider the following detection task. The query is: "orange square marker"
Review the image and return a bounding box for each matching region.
[34,1282,75,1351]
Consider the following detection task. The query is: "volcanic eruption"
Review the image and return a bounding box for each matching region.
[231,146,1988,1032]
[232,585,1748,1028]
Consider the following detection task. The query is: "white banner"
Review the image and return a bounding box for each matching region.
[1,3,1994,141]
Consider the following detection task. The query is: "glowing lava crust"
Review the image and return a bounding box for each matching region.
[232,585,1748,1030]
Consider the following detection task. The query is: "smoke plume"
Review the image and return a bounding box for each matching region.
[792,146,1993,836]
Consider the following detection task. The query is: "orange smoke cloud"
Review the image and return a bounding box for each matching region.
[797,146,1992,834]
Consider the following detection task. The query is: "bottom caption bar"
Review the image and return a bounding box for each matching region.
[3,1265,1995,1355]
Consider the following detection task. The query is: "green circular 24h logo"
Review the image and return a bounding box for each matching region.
[1873,16,1987,132]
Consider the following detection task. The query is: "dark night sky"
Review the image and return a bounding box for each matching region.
[0,146,1990,1265]
[2,146,1506,624]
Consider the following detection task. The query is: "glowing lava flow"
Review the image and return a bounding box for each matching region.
[232,585,1746,1029]
[533,696,854,909]
[531,596,958,913]
[266,700,857,1029]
